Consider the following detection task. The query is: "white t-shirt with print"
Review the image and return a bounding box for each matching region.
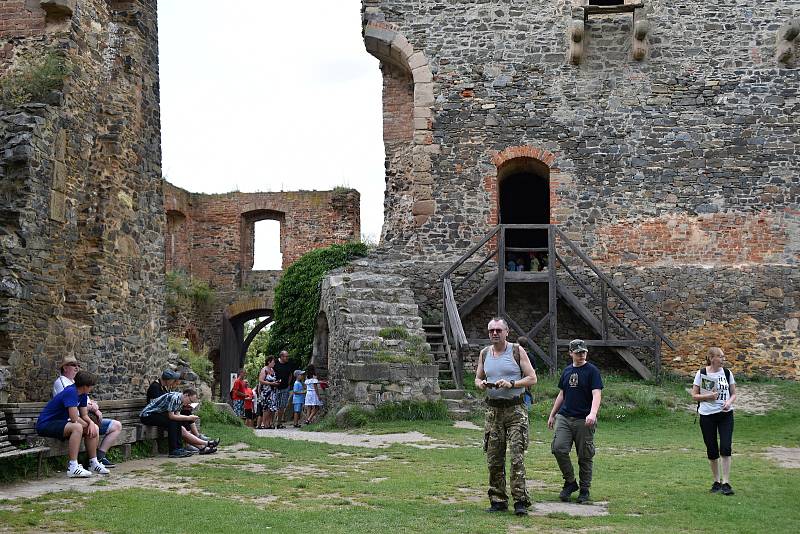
[693,367,735,416]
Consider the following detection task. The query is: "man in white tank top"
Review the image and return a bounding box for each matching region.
[475,317,538,516]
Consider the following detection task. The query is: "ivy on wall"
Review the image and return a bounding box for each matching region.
[266,242,368,366]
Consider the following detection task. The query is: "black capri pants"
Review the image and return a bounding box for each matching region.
[699,410,734,460]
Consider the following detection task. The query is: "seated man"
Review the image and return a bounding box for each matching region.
[53,356,121,468]
[139,388,218,458]
[148,368,213,450]
[36,371,111,478]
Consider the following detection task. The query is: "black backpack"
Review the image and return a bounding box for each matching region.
[694,366,731,422]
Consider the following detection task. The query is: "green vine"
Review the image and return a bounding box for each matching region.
[266,242,368,365]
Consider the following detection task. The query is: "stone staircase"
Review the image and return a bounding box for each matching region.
[440,388,481,420]
[323,271,430,363]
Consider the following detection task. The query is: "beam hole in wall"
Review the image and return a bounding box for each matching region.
[253,219,282,270]
[589,0,625,6]
[497,157,550,252]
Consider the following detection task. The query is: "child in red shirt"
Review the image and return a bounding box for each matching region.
[242,380,255,428]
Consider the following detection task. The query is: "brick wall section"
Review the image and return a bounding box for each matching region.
[382,64,414,143]
[163,182,360,354]
[0,1,46,39]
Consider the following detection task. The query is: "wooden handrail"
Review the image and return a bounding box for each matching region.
[452,248,497,292]
[443,279,468,348]
[441,226,500,279]
[553,226,676,350]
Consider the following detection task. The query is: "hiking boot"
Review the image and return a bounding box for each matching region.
[720,483,735,496]
[168,448,193,458]
[710,481,722,493]
[67,464,92,478]
[559,480,579,502]
[99,456,116,468]
[577,488,591,504]
[513,502,529,516]
[486,501,508,513]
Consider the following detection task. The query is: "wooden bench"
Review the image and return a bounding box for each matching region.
[0,410,51,476]
[0,398,174,461]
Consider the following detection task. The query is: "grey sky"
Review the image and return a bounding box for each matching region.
[157,1,384,268]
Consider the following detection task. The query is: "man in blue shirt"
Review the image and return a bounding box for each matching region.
[547,339,604,504]
[35,371,110,478]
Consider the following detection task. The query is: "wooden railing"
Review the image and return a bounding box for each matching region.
[441,224,676,384]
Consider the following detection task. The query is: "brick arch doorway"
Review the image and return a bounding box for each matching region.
[497,157,550,254]
[220,297,274,401]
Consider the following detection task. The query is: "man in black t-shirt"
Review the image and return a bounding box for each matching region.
[272,351,295,428]
[547,339,604,504]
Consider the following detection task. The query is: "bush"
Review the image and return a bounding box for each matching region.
[332,400,450,429]
[0,51,69,107]
[196,401,243,427]
[166,270,216,310]
[266,242,368,366]
[168,337,212,383]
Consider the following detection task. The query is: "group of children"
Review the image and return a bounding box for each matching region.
[231,363,323,429]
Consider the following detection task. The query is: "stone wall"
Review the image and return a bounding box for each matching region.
[362,0,799,378]
[0,0,165,402]
[163,182,361,355]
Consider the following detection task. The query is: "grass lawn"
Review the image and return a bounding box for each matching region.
[1,375,799,533]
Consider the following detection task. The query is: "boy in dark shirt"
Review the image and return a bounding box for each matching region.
[36,371,110,478]
[547,339,604,504]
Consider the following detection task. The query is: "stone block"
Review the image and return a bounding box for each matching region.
[413,82,434,107]
[412,200,436,216]
[407,52,428,70]
[49,190,66,222]
[412,66,433,83]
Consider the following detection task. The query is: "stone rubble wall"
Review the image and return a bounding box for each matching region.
[0,0,165,402]
[360,1,799,378]
[317,267,440,412]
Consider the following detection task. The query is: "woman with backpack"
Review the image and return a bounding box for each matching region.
[691,347,737,496]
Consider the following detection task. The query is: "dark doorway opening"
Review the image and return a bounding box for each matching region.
[589,0,625,6]
[497,158,550,251]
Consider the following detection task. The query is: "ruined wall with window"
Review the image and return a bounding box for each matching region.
[162,182,360,357]
[361,0,799,378]
[0,0,165,401]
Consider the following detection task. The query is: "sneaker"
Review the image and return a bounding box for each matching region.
[720,483,735,496]
[168,448,193,458]
[513,502,529,516]
[559,480,579,502]
[90,462,110,475]
[98,456,116,468]
[577,488,591,504]
[486,501,508,513]
[710,481,722,493]
[185,445,200,452]
[67,464,92,478]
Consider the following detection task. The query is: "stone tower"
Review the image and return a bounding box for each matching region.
[311,0,800,398]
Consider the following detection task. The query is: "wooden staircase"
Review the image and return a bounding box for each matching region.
[441,224,676,388]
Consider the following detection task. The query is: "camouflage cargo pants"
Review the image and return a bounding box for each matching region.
[484,403,530,506]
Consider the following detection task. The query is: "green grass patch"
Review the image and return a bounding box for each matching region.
[2,377,800,533]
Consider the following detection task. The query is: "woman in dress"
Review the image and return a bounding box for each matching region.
[257,356,280,429]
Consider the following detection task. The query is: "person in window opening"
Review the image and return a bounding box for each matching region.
[52,356,121,468]
[475,318,538,516]
[691,347,737,496]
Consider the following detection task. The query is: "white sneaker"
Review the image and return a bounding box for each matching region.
[67,464,92,478]
[89,462,110,475]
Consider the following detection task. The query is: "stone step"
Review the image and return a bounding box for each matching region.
[441,389,465,400]
[342,313,423,329]
[332,287,417,304]
[331,273,409,289]
[336,296,419,315]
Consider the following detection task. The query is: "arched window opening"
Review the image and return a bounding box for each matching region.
[166,210,188,272]
[253,220,282,270]
[497,158,550,252]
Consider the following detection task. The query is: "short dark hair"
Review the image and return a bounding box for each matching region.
[306,364,316,378]
[182,388,198,397]
[265,356,275,365]
[74,371,97,388]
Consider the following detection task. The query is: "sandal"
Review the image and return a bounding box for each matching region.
[276,424,286,429]
[198,445,215,455]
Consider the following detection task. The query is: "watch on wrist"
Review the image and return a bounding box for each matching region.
[510,379,515,388]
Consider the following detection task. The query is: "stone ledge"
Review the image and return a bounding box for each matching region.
[344,363,438,381]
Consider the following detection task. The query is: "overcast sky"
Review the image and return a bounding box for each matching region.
[158,1,384,269]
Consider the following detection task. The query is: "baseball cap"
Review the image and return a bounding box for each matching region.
[161,369,181,380]
[293,369,305,377]
[569,339,588,353]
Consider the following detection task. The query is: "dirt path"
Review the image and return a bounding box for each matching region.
[684,384,781,414]
[253,428,459,448]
